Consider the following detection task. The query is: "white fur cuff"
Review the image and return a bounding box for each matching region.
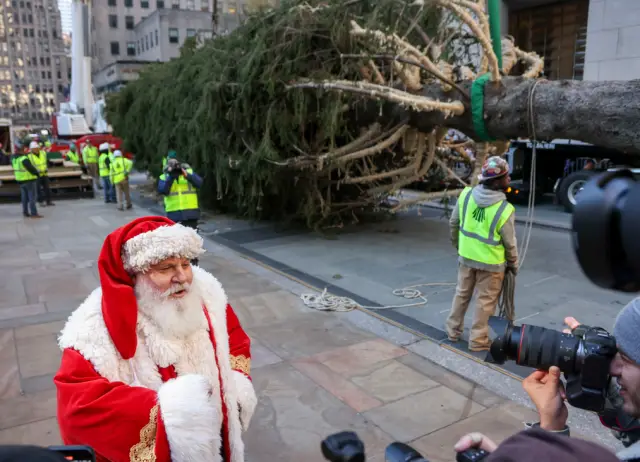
[122,224,205,272]
[233,371,257,431]
[158,374,221,462]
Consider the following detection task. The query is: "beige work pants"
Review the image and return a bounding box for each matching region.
[445,263,504,350]
[115,179,131,210]
[86,163,99,190]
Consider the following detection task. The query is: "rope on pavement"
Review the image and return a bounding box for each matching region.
[301,282,456,312]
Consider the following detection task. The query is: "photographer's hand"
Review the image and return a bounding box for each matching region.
[563,317,581,334]
[522,366,568,431]
[454,432,497,453]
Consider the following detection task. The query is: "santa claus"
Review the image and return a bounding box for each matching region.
[54,216,257,462]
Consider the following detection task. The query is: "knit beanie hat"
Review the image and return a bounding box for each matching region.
[97,216,205,359]
[613,298,640,365]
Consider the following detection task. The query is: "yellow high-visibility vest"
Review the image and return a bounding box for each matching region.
[13,155,38,182]
[457,186,514,265]
[160,169,199,213]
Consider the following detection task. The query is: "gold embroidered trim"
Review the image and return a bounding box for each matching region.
[129,405,159,462]
[231,354,251,375]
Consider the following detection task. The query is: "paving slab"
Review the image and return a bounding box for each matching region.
[0,196,622,460]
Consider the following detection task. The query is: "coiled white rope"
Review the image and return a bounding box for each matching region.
[301,282,456,312]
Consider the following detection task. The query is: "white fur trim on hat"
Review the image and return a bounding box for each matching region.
[122,224,205,272]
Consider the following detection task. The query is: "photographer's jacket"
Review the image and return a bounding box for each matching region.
[54,265,257,462]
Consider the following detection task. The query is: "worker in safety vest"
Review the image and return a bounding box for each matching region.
[98,144,116,203]
[12,146,42,218]
[64,144,80,164]
[446,156,518,351]
[109,150,133,211]
[158,155,203,264]
[82,140,100,190]
[30,142,54,207]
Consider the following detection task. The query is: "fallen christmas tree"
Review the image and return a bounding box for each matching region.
[106,0,640,228]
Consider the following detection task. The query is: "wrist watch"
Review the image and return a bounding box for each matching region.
[525,421,570,436]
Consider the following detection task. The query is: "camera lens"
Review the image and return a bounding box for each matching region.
[489,320,583,374]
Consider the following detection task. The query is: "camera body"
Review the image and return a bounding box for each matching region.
[486,317,617,412]
[565,325,618,412]
[320,431,488,462]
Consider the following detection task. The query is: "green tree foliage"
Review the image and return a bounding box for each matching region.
[106,0,461,227]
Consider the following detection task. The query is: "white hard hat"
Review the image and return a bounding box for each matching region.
[29,141,39,149]
[99,142,109,151]
[113,150,123,157]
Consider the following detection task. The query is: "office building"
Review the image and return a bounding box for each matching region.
[134,9,212,61]
[0,0,70,127]
[91,0,246,72]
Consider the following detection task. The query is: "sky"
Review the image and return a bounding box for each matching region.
[58,0,72,34]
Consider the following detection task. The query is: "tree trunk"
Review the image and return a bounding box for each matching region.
[400,77,640,154]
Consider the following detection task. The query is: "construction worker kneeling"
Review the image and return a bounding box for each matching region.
[158,155,203,264]
[446,156,518,352]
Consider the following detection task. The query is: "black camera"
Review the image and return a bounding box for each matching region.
[572,169,640,293]
[485,317,617,412]
[320,431,489,462]
[165,158,183,178]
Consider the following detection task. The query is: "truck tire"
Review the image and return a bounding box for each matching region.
[558,170,597,213]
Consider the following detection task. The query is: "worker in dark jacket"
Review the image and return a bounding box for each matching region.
[11,149,42,218]
[158,156,203,263]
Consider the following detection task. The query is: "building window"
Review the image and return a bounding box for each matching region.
[108,0,116,5]
[108,14,118,28]
[155,29,158,45]
[171,0,179,8]
[186,28,195,37]
[157,0,164,7]
[125,15,134,29]
[145,35,149,49]
[110,41,120,55]
[124,0,132,6]
[127,42,136,56]
[168,27,178,43]
[141,0,149,7]
[509,0,589,80]
[29,28,33,36]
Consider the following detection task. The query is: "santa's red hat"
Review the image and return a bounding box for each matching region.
[98,216,205,359]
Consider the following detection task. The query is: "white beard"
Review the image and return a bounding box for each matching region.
[135,275,207,339]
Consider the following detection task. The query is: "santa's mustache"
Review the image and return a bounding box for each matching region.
[161,282,191,298]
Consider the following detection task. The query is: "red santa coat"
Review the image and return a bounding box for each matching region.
[54,266,257,462]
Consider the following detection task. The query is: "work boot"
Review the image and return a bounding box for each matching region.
[47,202,54,206]
[30,214,43,219]
[126,204,133,210]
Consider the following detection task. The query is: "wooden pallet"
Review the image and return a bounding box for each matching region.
[0,160,94,200]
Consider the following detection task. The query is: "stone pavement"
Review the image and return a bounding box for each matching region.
[0,198,616,461]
